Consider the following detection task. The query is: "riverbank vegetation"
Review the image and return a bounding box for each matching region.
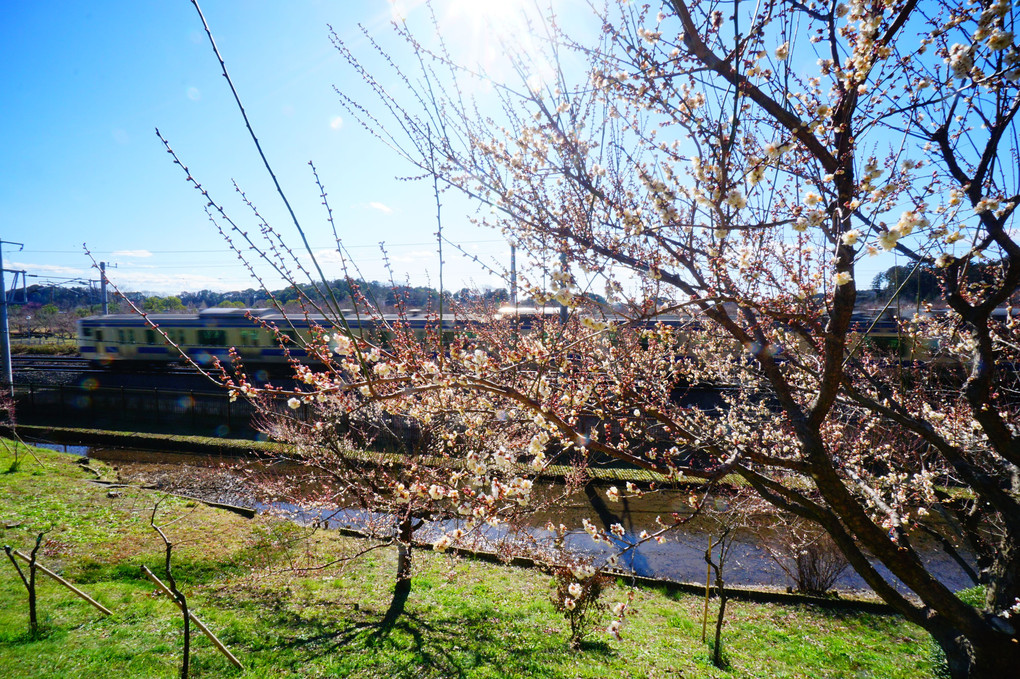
[0,441,935,677]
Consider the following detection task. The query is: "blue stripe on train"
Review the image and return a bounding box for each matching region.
[260,348,308,357]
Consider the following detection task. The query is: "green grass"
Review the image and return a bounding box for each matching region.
[10,341,78,355]
[0,441,935,678]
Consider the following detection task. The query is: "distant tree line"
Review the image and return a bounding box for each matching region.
[870,259,1018,306]
[9,280,513,317]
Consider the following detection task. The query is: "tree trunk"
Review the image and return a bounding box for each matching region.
[28,565,37,638]
[712,590,727,669]
[986,537,1020,614]
[935,628,1020,679]
[378,515,414,630]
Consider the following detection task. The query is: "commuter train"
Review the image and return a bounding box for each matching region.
[76,305,953,370]
[75,308,451,368]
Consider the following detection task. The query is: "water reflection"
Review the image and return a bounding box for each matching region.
[33,444,979,594]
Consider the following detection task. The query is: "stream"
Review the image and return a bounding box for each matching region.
[39,443,979,596]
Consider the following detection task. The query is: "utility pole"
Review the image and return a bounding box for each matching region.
[100,262,109,315]
[510,245,517,307]
[1,239,25,396]
[559,251,568,324]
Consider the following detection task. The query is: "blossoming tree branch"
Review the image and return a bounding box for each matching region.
[172,0,1020,675]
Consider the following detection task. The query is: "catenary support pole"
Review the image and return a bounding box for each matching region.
[0,239,24,397]
[100,262,108,315]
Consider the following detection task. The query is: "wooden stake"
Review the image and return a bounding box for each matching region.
[702,537,713,643]
[141,566,244,671]
[13,550,112,616]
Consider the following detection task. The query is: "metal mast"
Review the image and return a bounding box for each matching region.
[0,239,25,396]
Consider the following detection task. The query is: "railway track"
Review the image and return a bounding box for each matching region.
[11,355,200,376]
[12,355,93,371]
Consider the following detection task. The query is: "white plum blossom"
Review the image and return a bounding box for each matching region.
[948,44,974,78]
[878,229,901,250]
[841,229,861,246]
[725,189,747,209]
[287,397,302,410]
[568,582,583,598]
[895,210,928,236]
[975,197,1000,214]
[775,42,789,60]
[988,31,1013,51]
[834,271,853,286]
[571,565,596,580]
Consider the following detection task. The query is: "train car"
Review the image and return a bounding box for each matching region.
[79,304,1004,370]
[76,308,452,368]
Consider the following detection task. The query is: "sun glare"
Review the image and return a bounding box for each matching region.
[446,0,542,70]
[387,0,551,83]
[446,0,530,26]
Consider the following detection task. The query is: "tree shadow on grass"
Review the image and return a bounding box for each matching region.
[272,598,618,678]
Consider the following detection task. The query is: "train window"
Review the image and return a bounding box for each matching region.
[146,329,156,344]
[118,330,125,343]
[127,330,136,344]
[240,330,260,346]
[95,330,103,342]
[82,327,92,338]
[280,329,299,345]
[197,329,227,346]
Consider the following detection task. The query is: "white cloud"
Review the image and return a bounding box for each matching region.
[10,261,86,277]
[368,201,393,214]
[112,250,152,258]
[389,249,434,264]
[104,271,252,295]
[330,115,344,130]
[187,87,201,101]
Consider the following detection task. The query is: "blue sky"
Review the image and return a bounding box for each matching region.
[1,1,517,296]
[2,0,910,301]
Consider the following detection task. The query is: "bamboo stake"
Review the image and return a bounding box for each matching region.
[701,537,713,643]
[141,566,244,671]
[13,550,112,616]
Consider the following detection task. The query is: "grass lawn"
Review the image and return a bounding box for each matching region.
[0,440,936,678]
